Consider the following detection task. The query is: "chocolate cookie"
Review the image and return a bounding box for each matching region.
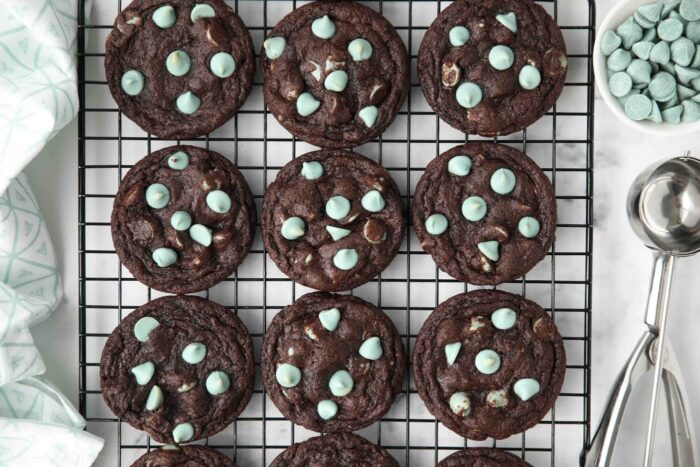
[105,0,255,139]
[270,433,399,467]
[111,145,255,294]
[261,0,409,148]
[438,448,532,466]
[418,0,568,136]
[413,290,566,440]
[261,292,405,433]
[100,296,254,444]
[261,149,404,291]
[132,445,235,466]
[412,142,556,285]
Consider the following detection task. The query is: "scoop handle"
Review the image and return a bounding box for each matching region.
[643,253,675,465]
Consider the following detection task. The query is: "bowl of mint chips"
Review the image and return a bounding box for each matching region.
[594,0,700,134]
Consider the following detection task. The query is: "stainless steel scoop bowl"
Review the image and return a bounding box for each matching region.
[629,156,700,255]
[584,154,699,467]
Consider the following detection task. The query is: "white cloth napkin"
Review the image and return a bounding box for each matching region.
[0,0,81,193]
[0,0,104,465]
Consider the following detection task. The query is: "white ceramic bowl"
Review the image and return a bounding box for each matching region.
[594,0,700,136]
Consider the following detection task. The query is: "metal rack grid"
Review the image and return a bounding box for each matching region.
[77,1,595,465]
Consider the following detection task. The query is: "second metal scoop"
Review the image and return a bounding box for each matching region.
[584,154,699,467]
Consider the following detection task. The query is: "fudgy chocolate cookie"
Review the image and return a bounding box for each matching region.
[413,290,566,440]
[111,145,255,294]
[418,0,567,136]
[438,448,532,466]
[131,445,235,466]
[105,0,255,139]
[412,142,556,285]
[101,296,254,444]
[261,292,405,433]
[270,433,399,467]
[261,149,404,292]
[261,0,409,148]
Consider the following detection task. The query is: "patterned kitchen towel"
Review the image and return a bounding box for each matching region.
[0,0,80,194]
[0,0,104,465]
[0,175,103,466]
[0,377,103,465]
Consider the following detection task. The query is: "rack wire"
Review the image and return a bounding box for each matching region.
[78,1,595,465]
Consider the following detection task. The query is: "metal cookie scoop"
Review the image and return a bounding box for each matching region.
[584,154,699,467]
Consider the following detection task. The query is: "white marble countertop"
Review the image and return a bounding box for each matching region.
[21,0,700,465]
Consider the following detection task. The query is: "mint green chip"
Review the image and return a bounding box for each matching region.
[182,342,207,364]
[317,400,338,420]
[634,10,656,29]
[681,0,700,21]
[325,195,351,220]
[209,52,236,78]
[632,41,654,60]
[333,248,358,270]
[462,196,487,221]
[682,99,700,121]
[671,38,696,66]
[649,71,677,101]
[166,50,191,77]
[496,12,517,33]
[609,72,633,97]
[627,60,652,84]
[624,94,654,120]
[692,47,700,67]
[642,27,657,42]
[658,18,684,41]
[134,316,159,342]
[176,91,200,114]
[121,69,145,96]
[650,41,671,64]
[648,100,663,123]
[281,216,305,240]
[662,104,684,122]
[675,64,700,84]
[170,211,192,231]
[637,2,663,23]
[662,0,682,18]
[311,15,335,39]
[191,4,215,22]
[678,84,697,99]
[263,37,286,60]
[172,423,194,443]
[296,92,321,117]
[449,26,470,46]
[205,371,230,395]
[456,82,483,108]
[618,88,641,107]
[607,49,632,72]
[152,5,176,29]
[687,20,700,42]
[425,213,449,235]
[616,17,643,49]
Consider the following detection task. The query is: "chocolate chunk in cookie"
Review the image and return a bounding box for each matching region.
[111,145,255,294]
[132,445,236,466]
[270,432,399,467]
[438,448,532,466]
[105,0,255,139]
[261,292,405,433]
[261,1,409,148]
[100,296,254,444]
[413,290,566,440]
[261,149,404,292]
[418,0,567,136]
[412,142,556,285]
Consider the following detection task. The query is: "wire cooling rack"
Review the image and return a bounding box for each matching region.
[77,1,595,465]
